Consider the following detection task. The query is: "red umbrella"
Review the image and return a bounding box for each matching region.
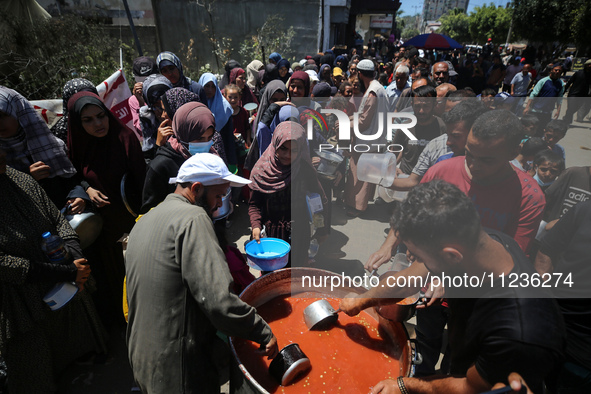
[403,33,463,50]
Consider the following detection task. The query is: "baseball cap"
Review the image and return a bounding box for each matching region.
[357,59,375,71]
[333,67,344,77]
[585,59,591,65]
[444,61,458,77]
[133,56,158,78]
[487,38,492,42]
[169,153,251,187]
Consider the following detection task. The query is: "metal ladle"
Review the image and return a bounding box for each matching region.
[303,300,341,330]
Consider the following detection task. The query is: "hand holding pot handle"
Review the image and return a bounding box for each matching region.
[256,334,278,359]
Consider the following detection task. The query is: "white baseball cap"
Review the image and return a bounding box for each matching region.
[357,59,375,71]
[169,153,251,187]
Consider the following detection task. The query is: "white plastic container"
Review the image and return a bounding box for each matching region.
[43,282,78,311]
[357,152,397,187]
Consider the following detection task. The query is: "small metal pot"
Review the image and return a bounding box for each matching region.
[303,299,340,330]
[212,189,233,221]
[65,212,104,250]
[376,292,426,322]
[314,150,344,177]
[268,344,311,386]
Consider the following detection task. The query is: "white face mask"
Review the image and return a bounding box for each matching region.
[188,140,213,155]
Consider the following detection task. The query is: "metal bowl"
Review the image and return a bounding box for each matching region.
[212,189,233,221]
[64,212,103,249]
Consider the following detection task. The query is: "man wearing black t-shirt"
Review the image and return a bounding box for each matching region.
[340,181,565,393]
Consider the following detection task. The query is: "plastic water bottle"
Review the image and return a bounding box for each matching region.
[40,232,78,311]
[41,232,69,264]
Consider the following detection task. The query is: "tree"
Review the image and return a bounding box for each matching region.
[468,3,513,44]
[513,0,590,54]
[439,8,471,43]
[238,15,296,64]
[401,27,420,40]
[0,14,134,100]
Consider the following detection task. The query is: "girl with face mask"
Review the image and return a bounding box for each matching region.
[141,102,216,213]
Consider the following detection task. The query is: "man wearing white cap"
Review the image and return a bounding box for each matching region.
[126,153,278,393]
[343,59,389,216]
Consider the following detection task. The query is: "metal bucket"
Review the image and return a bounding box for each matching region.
[314,150,343,177]
[230,268,420,393]
[212,188,233,221]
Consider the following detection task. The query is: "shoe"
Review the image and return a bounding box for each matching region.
[374,197,387,205]
[345,207,362,217]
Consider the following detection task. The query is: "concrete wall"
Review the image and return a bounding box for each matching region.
[38,0,155,25]
[152,0,320,74]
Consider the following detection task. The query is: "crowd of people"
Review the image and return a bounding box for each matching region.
[0,40,590,393]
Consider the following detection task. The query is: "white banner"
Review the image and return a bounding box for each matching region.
[30,99,63,129]
[97,69,141,142]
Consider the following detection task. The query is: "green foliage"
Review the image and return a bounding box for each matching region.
[468,3,513,44]
[238,15,297,64]
[513,0,590,53]
[401,27,420,40]
[0,14,135,100]
[439,8,471,43]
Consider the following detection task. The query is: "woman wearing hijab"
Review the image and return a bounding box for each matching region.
[248,121,326,265]
[276,59,292,84]
[0,149,107,393]
[259,64,280,97]
[318,64,334,86]
[198,73,237,168]
[287,71,311,99]
[156,51,207,102]
[256,105,300,157]
[246,59,265,98]
[139,74,172,159]
[158,87,226,163]
[0,86,87,211]
[51,78,98,143]
[244,79,288,169]
[334,55,348,71]
[219,59,241,90]
[268,52,282,65]
[141,101,215,213]
[227,67,258,106]
[67,91,145,326]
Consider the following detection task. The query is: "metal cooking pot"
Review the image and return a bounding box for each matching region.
[212,188,233,221]
[230,268,422,394]
[121,173,141,218]
[65,212,104,250]
[376,293,426,322]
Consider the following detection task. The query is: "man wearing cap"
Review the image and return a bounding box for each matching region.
[126,153,278,393]
[343,59,389,216]
[332,67,345,89]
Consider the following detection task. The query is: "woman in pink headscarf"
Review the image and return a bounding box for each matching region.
[228,67,259,106]
[141,101,216,212]
[248,121,326,266]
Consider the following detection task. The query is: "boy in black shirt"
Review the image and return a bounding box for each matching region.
[340,180,565,393]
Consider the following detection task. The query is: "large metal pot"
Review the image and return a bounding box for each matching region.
[230,268,421,393]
